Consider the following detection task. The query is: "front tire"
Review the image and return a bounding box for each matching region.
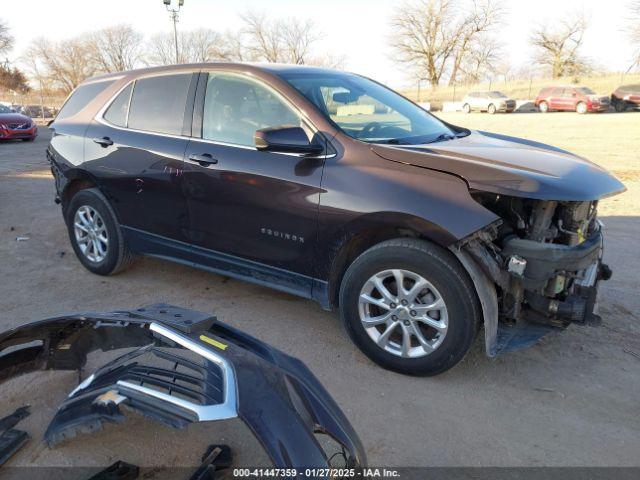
[538,101,549,113]
[462,103,471,113]
[339,238,481,376]
[576,102,588,114]
[65,188,134,275]
[487,104,496,114]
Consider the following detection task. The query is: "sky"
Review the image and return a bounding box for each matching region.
[2,0,637,88]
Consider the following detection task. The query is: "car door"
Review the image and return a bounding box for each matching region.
[84,72,198,245]
[547,88,563,110]
[181,71,326,297]
[558,88,576,111]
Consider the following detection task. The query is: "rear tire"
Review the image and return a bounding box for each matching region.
[462,103,471,113]
[65,188,134,275]
[339,238,481,376]
[487,104,496,114]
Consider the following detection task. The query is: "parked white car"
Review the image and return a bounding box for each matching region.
[462,91,516,114]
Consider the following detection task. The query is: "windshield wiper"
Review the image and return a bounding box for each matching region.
[382,138,412,145]
[425,133,456,144]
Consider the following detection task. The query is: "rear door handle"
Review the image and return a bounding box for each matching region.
[93,136,113,147]
[188,153,218,167]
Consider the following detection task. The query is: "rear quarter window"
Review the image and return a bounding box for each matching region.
[56,80,115,121]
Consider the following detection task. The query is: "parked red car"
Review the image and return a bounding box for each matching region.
[0,104,37,141]
[535,86,610,114]
[611,84,640,112]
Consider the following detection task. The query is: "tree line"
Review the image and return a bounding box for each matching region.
[1,1,640,97]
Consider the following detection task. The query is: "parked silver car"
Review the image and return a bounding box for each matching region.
[462,91,516,114]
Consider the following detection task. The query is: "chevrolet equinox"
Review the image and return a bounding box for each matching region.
[47,64,625,376]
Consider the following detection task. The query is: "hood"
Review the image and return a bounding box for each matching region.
[371,130,626,201]
[0,113,32,124]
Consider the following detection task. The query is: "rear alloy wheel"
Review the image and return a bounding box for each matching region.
[339,238,480,376]
[462,103,471,113]
[487,103,496,114]
[66,188,134,275]
[576,102,588,114]
[538,101,549,113]
[74,206,109,263]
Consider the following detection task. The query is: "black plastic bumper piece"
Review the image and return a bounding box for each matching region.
[502,231,603,290]
[0,304,366,471]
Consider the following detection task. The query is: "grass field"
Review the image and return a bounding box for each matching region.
[436,110,640,216]
[403,72,640,108]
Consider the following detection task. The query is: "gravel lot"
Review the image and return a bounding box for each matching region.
[1,116,639,472]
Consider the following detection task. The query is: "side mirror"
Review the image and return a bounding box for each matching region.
[254,126,323,155]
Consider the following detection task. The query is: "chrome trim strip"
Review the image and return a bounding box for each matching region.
[94,70,334,160]
[146,322,238,421]
[68,373,96,397]
[66,322,238,422]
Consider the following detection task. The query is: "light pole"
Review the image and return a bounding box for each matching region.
[163,0,184,64]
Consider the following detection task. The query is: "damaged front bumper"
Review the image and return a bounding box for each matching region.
[0,304,366,470]
[453,225,611,357]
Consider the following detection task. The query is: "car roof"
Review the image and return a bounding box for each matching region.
[84,62,343,84]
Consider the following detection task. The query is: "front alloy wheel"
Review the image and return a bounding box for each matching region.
[339,238,481,376]
[358,269,448,358]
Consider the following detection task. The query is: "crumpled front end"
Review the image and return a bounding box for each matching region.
[454,195,612,356]
[0,304,366,470]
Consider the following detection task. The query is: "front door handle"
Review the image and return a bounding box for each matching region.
[188,153,218,167]
[93,136,113,147]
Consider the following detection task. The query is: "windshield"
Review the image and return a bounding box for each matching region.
[279,71,454,144]
[488,91,507,98]
[0,105,12,114]
[577,87,596,95]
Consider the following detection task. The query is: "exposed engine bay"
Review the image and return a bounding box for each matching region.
[457,193,612,354]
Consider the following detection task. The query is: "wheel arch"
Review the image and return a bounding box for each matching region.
[59,170,101,213]
[323,212,458,310]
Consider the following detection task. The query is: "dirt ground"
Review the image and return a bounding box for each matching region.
[0,112,639,473]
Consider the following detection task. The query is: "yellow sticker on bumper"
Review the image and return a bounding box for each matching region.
[199,334,228,350]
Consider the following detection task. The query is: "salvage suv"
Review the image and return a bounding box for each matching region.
[47,64,625,376]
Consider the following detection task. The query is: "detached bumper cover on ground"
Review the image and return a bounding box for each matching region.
[0,304,365,470]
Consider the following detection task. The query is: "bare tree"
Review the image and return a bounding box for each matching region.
[459,35,501,83]
[389,0,502,87]
[530,12,590,78]
[390,0,458,87]
[447,0,504,85]
[0,65,29,93]
[0,19,13,57]
[629,1,640,68]
[88,25,143,73]
[24,37,96,94]
[241,11,322,64]
[146,29,230,65]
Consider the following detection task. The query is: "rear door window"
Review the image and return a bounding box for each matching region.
[127,74,192,135]
[56,80,115,121]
